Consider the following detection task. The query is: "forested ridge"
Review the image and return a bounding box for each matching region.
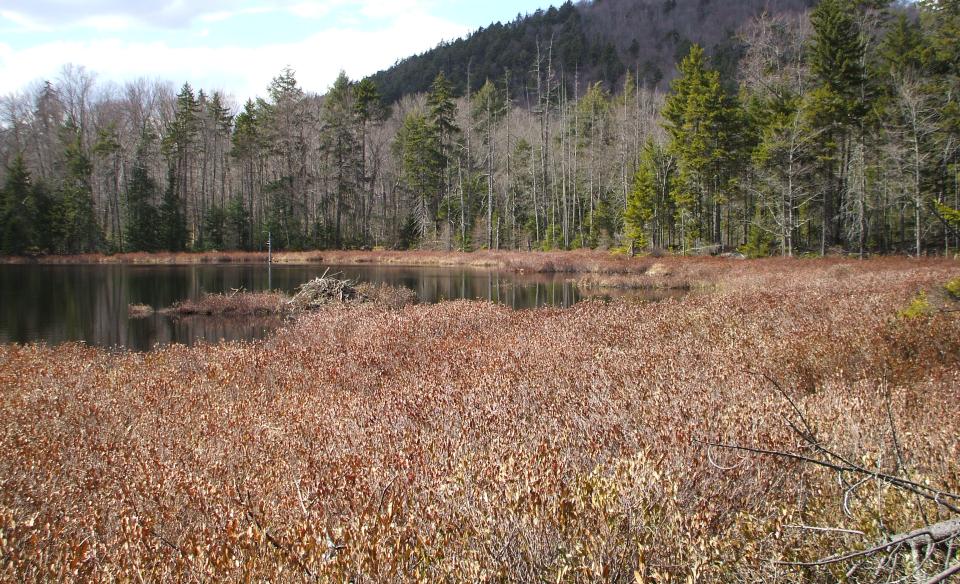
[1,0,959,257]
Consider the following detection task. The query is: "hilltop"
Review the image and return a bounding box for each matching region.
[367,0,818,102]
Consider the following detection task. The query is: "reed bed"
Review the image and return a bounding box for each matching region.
[1,258,959,582]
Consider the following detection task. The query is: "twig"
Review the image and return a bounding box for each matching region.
[706,444,745,471]
[883,380,906,476]
[785,524,865,536]
[925,562,960,584]
[236,485,317,580]
[744,369,816,440]
[697,439,960,515]
[776,520,960,568]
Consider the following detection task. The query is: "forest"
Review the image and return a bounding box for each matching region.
[0,0,959,257]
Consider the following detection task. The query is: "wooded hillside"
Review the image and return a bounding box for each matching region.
[369,0,819,102]
[1,0,958,257]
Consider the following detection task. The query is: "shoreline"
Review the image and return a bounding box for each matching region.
[1,249,953,272]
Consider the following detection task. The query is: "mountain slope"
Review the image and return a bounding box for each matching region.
[367,0,818,103]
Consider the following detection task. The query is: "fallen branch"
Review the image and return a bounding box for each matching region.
[774,519,960,567]
[698,439,960,515]
[926,562,960,584]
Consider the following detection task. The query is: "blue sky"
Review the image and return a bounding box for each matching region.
[0,0,551,104]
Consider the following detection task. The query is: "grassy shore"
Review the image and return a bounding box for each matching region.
[0,249,710,273]
[1,257,959,582]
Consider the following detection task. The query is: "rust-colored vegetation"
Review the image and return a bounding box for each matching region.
[164,291,290,317]
[1,257,959,582]
[162,278,417,319]
[0,249,711,275]
[126,303,155,319]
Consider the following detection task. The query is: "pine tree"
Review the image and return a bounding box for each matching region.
[808,0,867,250]
[124,159,160,252]
[625,141,674,252]
[427,72,460,245]
[159,166,188,252]
[663,44,745,250]
[0,154,39,254]
[55,125,102,253]
[322,71,360,247]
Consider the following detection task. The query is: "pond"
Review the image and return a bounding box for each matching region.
[0,263,676,350]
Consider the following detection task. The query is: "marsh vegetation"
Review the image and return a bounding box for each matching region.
[1,257,958,581]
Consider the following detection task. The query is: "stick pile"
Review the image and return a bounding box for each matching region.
[287,273,362,311]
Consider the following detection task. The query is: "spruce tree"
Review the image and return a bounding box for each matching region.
[322,71,360,247]
[125,152,160,252]
[202,205,226,250]
[808,0,867,250]
[663,44,745,249]
[55,126,102,253]
[159,166,187,252]
[225,196,251,250]
[625,141,673,251]
[1,154,38,254]
[427,72,459,243]
[397,112,441,239]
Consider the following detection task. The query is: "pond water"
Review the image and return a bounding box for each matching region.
[0,263,675,350]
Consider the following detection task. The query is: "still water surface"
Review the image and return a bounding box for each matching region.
[0,263,657,350]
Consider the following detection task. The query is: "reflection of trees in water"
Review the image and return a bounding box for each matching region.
[0,264,678,348]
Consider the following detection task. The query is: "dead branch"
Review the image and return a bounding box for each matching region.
[697,439,960,515]
[925,562,960,584]
[774,519,960,567]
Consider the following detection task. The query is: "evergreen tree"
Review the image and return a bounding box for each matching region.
[264,177,302,250]
[472,80,506,249]
[354,78,384,244]
[201,205,226,250]
[427,72,460,243]
[808,0,867,249]
[159,166,188,252]
[225,196,251,250]
[625,141,674,251]
[663,44,746,250]
[396,112,442,239]
[54,125,102,253]
[125,150,160,252]
[0,155,39,254]
[163,83,200,244]
[321,71,360,247]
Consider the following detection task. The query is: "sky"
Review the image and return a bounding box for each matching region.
[0,0,551,105]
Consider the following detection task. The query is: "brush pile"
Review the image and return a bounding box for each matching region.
[287,273,362,310]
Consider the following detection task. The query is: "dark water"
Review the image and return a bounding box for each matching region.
[0,263,674,350]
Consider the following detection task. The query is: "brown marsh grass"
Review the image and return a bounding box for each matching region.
[164,291,290,317]
[1,258,959,582]
[0,249,699,274]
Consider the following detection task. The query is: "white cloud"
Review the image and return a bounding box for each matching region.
[0,10,470,102]
[0,1,446,30]
[0,9,52,32]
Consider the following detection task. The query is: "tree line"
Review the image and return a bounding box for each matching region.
[1,0,958,256]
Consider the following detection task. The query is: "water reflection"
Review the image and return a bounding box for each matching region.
[0,263,670,349]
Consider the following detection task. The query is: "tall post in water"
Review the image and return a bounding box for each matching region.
[267,230,272,291]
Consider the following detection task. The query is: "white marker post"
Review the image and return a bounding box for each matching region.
[267,230,272,291]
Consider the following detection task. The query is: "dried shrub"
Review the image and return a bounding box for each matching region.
[127,304,154,319]
[166,291,288,317]
[355,282,418,309]
[0,257,958,582]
